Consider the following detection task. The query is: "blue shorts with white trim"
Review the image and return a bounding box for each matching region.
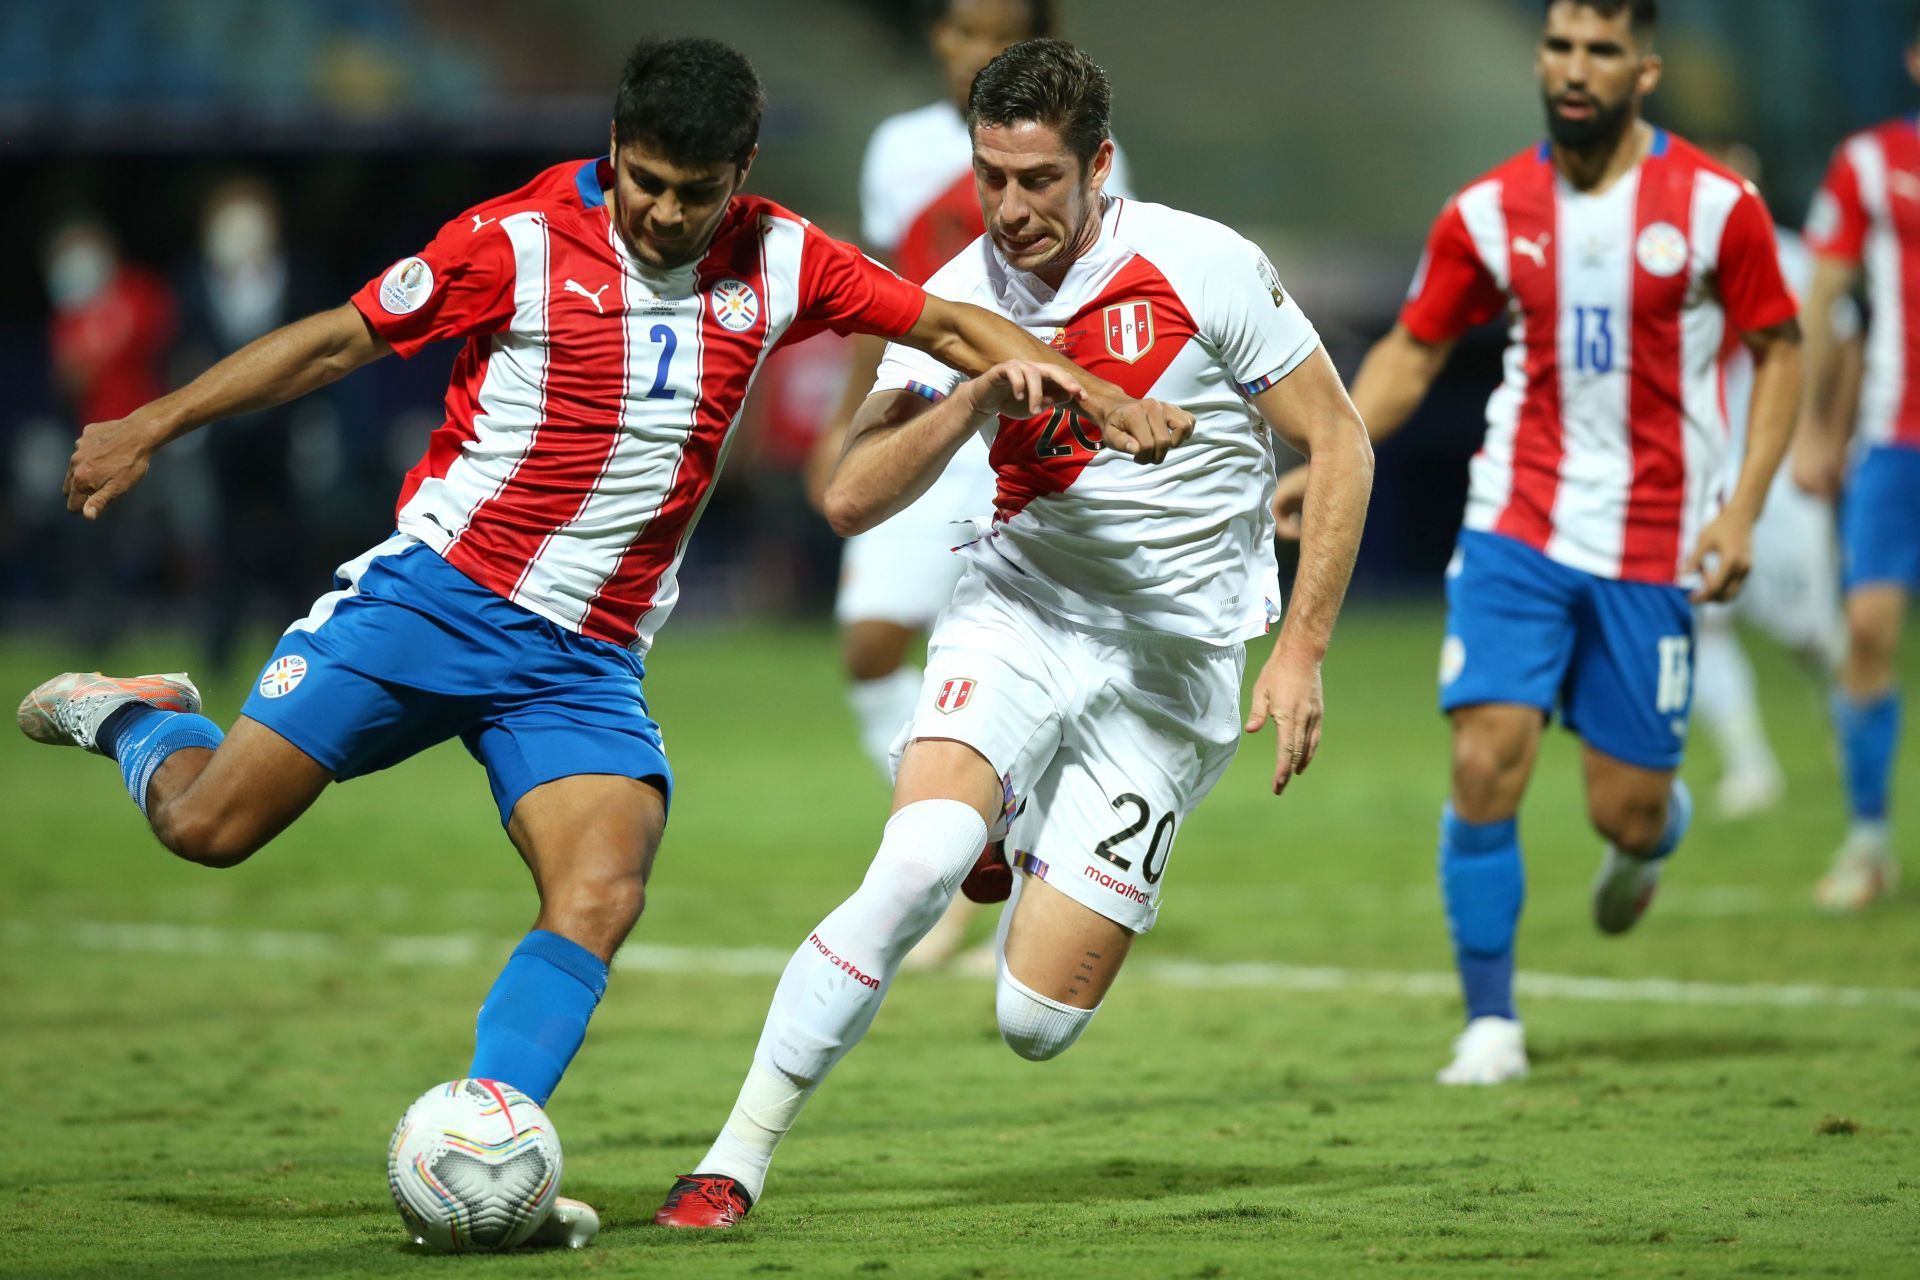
[241,535,672,825]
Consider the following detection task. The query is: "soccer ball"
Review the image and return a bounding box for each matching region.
[386,1079,562,1252]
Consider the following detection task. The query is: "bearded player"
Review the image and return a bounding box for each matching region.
[1274,0,1800,1084]
[1795,27,1920,910]
[655,38,1374,1227]
[15,38,1186,1242]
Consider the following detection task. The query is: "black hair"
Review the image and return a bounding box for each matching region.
[1548,0,1658,39]
[965,38,1110,167]
[928,0,1057,38]
[612,38,764,168]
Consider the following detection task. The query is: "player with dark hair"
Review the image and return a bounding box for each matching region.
[657,37,1373,1227]
[1794,19,1920,910]
[808,3,1132,977]
[17,36,1186,1246]
[1272,0,1801,1083]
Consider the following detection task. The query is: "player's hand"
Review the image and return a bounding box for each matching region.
[1790,424,1845,500]
[1683,510,1755,604]
[65,412,162,520]
[1244,643,1324,796]
[961,360,1085,421]
[1271,462,1310,539]
[1095,397,1194,465]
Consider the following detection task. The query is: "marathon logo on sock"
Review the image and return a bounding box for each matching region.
[1083,865,1151,905]
[808,933,880,989]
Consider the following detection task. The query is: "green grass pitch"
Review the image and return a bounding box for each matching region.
[1,610,1916,1278]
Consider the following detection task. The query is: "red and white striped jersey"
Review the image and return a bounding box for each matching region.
[873,198,1320,645]
[1402,130,1798,584]
[1806,116,1920,449]
[351,159,926,651]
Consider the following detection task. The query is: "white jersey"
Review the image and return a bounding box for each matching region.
[874,197,1320,646]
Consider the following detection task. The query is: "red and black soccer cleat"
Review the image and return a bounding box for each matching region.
[960,839,1012,904]
[654,1173,753,1228]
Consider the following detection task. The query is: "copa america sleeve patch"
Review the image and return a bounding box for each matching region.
[378,257,435,315]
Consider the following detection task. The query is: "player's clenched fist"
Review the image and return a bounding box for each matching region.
[1097,397,1194,464]
[65,413,161,521]
[959,359,1085,421]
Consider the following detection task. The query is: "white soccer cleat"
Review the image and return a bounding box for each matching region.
[1713,763,1784,821]
[16,671,201,754]
[1436,1016,1528,1086]
[1592,845,1664,935]
[1814,834,1900,913]
[525,1196,599,1249]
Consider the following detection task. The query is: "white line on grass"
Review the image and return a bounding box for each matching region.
[7,917,1920,1012]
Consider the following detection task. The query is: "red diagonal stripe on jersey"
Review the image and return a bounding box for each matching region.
[1492,161,1564,552]
[445,217,631,601]
[1885,123,1920,445]
[582,217,769,640]
[1621,155,1694,582]
[989,255,1197,521]
[396,337,494,514]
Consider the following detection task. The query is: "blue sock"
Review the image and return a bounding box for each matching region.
[1833,690,1902,824]
[1438,806,1524,1023]
[102,706,225,816]
[469,930,609,1107]
[1649,778,1693,861]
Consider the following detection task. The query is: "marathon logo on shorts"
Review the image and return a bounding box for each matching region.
[808,932,879,989]
[258,655,308,699]
[1104,299,1155,363]
[1084,864,1152,905]
[934,677,975,714]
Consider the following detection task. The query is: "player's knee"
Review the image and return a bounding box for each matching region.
[996,968,1097,1062]
[542,867,646,956]
[1590,789,1667,855]
[151,797,262,869]
[1451,735,1525,818]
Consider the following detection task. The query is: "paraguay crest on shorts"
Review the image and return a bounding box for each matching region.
[259,655,308,699]
[934,677,976,714]
[1103,299,1155,363]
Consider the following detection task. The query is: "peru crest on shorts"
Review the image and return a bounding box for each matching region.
[934,677,976,714]
[1104,299,1154,363]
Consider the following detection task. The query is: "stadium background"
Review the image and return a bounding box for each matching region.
[2,2,1917,1277]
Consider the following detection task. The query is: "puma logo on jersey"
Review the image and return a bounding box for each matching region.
[565,279,612,313]
[471,214,496,231]
[1511,233,1551,268]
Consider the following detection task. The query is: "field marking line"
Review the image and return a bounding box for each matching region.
[6,917,1919,1012]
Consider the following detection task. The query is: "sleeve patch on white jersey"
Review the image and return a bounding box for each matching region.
[378,257,434,314]
[1256,253,1287,307]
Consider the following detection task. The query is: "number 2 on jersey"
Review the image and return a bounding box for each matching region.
[1573,305,1614,374]
[645,324,677,400]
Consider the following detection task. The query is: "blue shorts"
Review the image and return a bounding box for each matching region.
[1440,530,1696,771]
[1841,444,1920,593]
[241,536,672,825]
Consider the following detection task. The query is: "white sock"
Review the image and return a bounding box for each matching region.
[996,966,1097,1061]
[1693,621,1779,780]
[693,798,988,1202]
[847,668,923,779]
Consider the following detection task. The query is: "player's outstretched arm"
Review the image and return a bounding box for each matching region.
[823,361,1081,536]
[1792,255,1861,499]
[902,294,1194,464]
[1688,318,1804,603]
[1244,344,1375,795]
[65,303,392,520]
[1273,323,1452,538]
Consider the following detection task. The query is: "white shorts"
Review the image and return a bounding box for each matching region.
[890,570,1245,933]
[833,435,996,628]
[1732,473,1844,661]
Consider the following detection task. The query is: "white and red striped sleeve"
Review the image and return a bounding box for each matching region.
[1715,186,1800,334]
[351,215,517,358]
[1399,198,1507,344]
[1805,146,1870,264]
[794,222,927,338]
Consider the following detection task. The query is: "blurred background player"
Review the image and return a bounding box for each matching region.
[1692,143,1858,820]
[657,39,1371,1227]
[1275,0,1802,1084]
[1797,27,1920,910]
[806,0,1133,969]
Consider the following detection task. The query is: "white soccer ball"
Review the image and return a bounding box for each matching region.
[386,1078,563,1252]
